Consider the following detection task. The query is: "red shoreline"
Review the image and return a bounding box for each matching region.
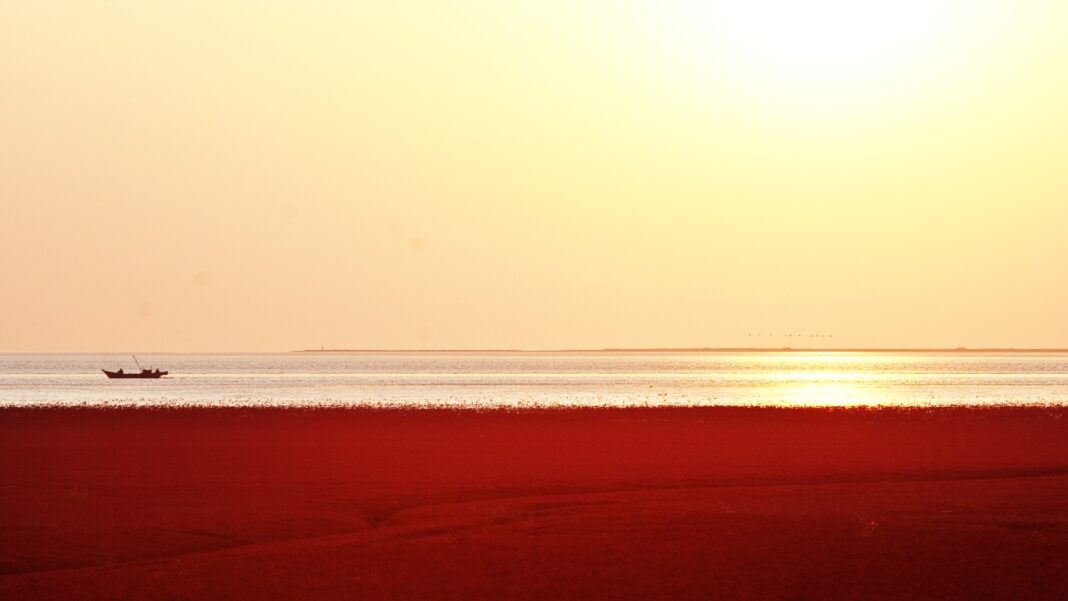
[2,406,1067,599]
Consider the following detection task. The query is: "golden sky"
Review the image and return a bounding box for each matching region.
[2,1,1067,351]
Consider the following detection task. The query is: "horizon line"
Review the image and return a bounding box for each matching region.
[6,347,1068,354]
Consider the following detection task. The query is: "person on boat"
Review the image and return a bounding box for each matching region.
[117,368,124,374]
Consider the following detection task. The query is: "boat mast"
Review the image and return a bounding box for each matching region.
[131,354,144,371]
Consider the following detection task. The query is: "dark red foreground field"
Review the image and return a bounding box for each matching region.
[1,406,1066,600]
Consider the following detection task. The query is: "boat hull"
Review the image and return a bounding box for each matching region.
[102,370,168,379]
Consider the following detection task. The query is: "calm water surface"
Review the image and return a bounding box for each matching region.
[2,352,1068,407]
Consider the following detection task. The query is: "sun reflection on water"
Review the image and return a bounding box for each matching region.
[766,381,885,406]
[753,354,890,406]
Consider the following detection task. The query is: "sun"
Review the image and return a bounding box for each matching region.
[644,0,962,106]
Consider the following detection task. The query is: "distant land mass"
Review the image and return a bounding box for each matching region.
[296,347,1068,353]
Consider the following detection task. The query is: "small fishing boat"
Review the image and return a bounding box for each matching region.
[103,355,168,379]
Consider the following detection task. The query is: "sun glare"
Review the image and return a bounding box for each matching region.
[648,0,964,106]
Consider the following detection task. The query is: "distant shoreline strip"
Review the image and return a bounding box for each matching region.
[295,347,1068,353]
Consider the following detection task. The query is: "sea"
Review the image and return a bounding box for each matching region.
[3,351,1068,407]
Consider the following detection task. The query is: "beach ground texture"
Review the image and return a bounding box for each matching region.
[1,406,1066,600]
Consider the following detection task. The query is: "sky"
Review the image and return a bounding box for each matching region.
[2,1,1068,352]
